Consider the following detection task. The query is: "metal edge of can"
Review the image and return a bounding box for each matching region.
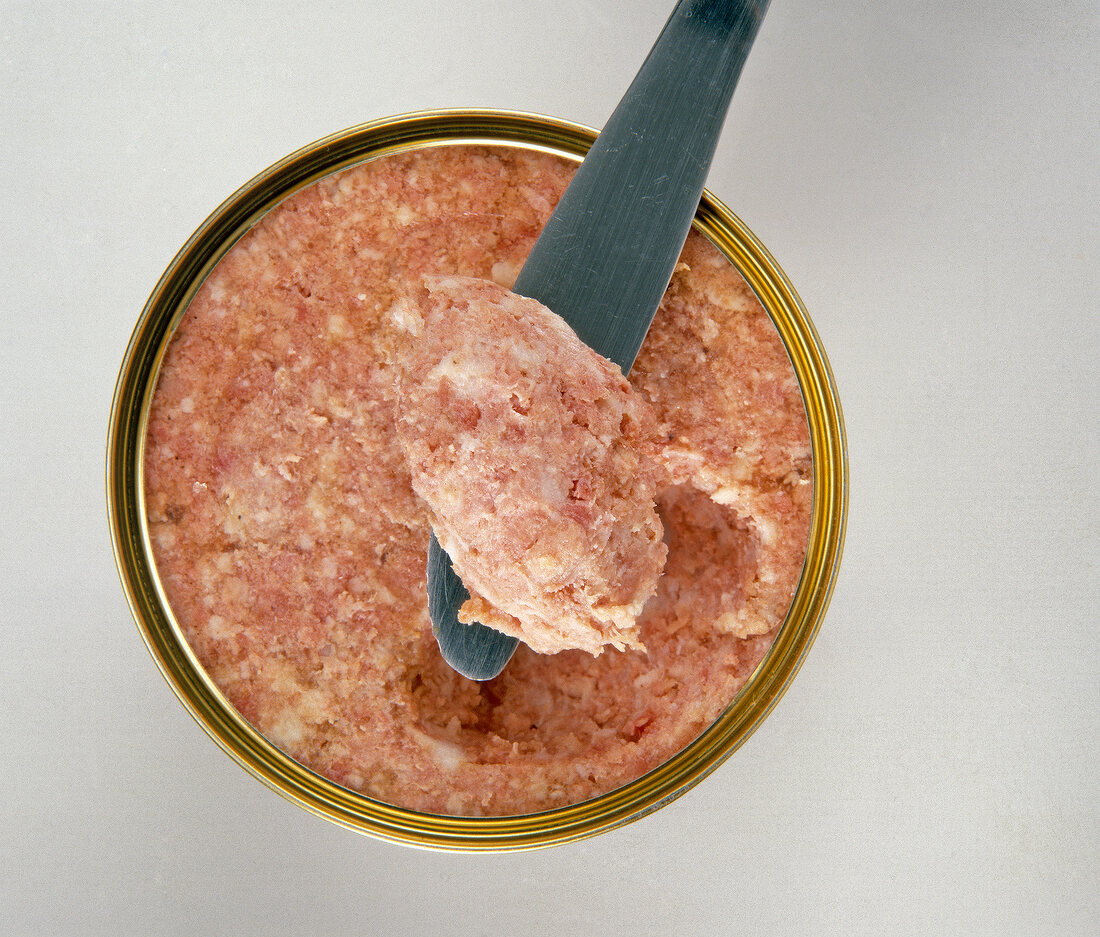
[106,107,847,852]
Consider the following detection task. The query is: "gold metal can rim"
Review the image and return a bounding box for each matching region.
[106,108,848,852]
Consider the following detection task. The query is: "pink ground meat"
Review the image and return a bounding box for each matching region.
[143,145,812,816]
[393,274,666,656]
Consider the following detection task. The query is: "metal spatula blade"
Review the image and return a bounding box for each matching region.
[428,0,769,680]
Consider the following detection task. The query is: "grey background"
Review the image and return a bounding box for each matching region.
[2,1,1096,933]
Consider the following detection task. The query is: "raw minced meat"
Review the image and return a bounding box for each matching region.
[143,145,812,817]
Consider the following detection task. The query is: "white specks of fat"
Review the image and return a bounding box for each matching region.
[711,483,747,506]
[392,204,417,226]
[539,464,572,501]
[334,173,359,202]
[220,488,246,541]
[507,331,558,374]
[326,314,352,341]
[425,350,495,395]
[305,483,332,525]
[207,614,241,641]
[309,381,351,419]
[349,574,397,605]
[291,352,315,375]
[267,708,307,751]
[715,610,770,638]
[528,552,566,580]
[431,481,465,519]
[520,185,552,216]
[716,611,737,633]
[490,259,520,289]
[456,433,481,460]
[432,738,466,772]
[389,297,424,337]
[264,664,332,751]
[754,514,778,548]
[410,727,467,772]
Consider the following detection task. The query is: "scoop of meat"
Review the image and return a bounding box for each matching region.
[392,275,666,656]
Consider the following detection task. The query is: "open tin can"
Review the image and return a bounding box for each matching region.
[107,109,847,851]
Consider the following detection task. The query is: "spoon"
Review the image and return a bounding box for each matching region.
[428,0,770,680]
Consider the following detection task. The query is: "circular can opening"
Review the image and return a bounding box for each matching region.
[107,109,847,851]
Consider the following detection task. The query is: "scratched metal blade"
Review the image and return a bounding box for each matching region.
[428,0,769,681]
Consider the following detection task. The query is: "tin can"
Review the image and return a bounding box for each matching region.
[107,109,847,851]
